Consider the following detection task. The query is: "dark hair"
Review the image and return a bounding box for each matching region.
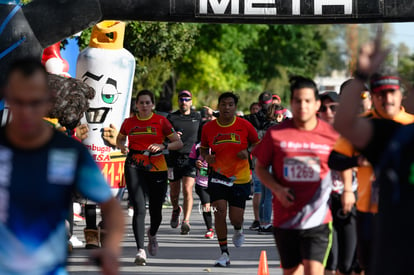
[48,75,95,129]
[156,100,172,113]
[258,91,272,103]
[339,79,353,95]
[249,102,260,112]
[218,92,239,105]
[267,103,285,121]
[6,58,48,86]
[136,90,155,104]
[289,76,319,100]
[130,98,137,114]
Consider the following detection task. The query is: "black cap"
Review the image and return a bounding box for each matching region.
[319,91,339,103]
[370,75,401,93]
[258,91,272,105]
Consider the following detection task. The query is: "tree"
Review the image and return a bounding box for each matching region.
[175,24,266,110]
[176,24,333,111]
[78,22,199,102]
[78,22,345,112]
[397,43,414,87]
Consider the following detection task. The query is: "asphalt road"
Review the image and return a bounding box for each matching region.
[67,194,283,275]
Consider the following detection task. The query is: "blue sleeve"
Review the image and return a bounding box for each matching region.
[76,146,113,203]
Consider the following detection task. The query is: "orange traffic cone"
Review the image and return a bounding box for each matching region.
[258,250,269,275]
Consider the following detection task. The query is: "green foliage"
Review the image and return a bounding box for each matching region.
[316,25,347,76]
[176,24,267,111]
[398,44,414,87]
[77,22,343,112]
[124,22,198,62]
[78,22,199,98]
[176,24,332,112]
[398,56,414,85]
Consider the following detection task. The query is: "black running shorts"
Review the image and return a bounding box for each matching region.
[273,223,333,269]
[207,181,251,209]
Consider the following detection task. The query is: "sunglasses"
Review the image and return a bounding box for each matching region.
[320,104,338,113]
[179,97,192,102]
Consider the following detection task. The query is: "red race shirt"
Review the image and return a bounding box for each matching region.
[201,117,259,184]
[253,119,339,229]
[120,113,175,172]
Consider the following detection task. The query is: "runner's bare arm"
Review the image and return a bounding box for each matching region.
[334,27,388,149]
[200,147,215,164]
[165,132,183,151]
[333,79,373,149]
[92,197,125,275]
[255,160,294,208]
[237,143,256,160]
[340,169,355,215]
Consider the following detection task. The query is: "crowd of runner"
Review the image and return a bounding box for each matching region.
[2,30,414,275]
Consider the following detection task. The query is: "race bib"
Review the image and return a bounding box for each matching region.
[283,156,320,182]
[210,171,234,187]
[199,167,208,177]
[48,149,77,184]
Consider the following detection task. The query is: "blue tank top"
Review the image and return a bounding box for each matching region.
[0,128,112,274]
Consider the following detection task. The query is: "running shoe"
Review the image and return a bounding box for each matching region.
[204,228,215,239]
[214,252,230,267]
[180,221,191,235]
[69,235,84,248]
[258,224,273,235]
[232,230,245,248]
[249,220,260,231]
[170,206,182,228]
[147,229,158,256]
[134,249,147,266]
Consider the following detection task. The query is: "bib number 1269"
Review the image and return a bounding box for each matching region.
[283,156,320,182]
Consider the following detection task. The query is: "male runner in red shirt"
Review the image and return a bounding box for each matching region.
[253,76,338,275]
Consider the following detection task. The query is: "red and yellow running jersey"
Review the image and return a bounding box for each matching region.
[201,117,259,184]
[333,108,414,213]
[253,119,339,229]
[119,113,175,172]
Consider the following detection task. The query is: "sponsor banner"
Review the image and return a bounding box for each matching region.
[96,154,126,189]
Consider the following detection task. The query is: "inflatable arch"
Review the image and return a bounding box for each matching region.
[0,0,413,87]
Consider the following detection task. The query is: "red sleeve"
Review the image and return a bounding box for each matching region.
[200,122,209,148]
[245,120,260,145]
[161,116,175,137]
[119,119,128,136]
[252,129,273,167]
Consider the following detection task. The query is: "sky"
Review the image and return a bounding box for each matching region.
[391,22,414,52]
[60,38,80,77]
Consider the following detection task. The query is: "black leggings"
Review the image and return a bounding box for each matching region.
[195,184,213,230]
[125,164,167,250]
[326,192,358,274]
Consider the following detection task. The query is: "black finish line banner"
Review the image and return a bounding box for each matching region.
[198,0,366,17]
[99,0,414,24]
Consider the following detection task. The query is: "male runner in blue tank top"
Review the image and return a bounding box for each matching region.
[0,58,124,275]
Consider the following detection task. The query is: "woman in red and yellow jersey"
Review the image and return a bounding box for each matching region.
[116,90,182,265]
